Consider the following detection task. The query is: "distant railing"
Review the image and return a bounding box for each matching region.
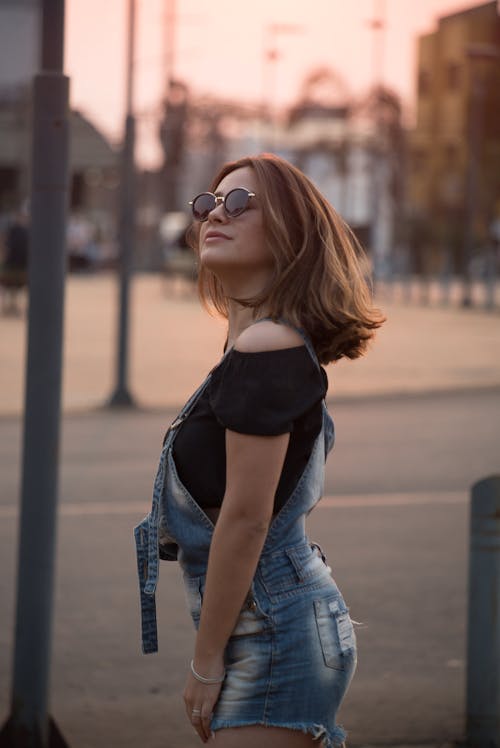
[163,248,197,283]
[161,248,197,296]
[156,250,500,311]
[374,275,500,311]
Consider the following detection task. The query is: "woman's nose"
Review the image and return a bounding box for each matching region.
[207,201,227,223]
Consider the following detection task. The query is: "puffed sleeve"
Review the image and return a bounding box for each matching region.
[208,347,327,436]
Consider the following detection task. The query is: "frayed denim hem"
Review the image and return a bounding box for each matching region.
[210,719,347,747]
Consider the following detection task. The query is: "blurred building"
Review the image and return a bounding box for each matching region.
[0,0,40,97]
[284,91,404,278]
[408,0,500,274]
[0,0,120,264]
[232,102,401,277]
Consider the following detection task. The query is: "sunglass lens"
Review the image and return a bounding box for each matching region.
[192,193,216,221]
[225,189,249,217]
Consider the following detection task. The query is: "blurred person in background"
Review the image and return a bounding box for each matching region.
[0,201,29,315]
[135,154,385,747]
[66,211,100,271]
[490,200,500,255]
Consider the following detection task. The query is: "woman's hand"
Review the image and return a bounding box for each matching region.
[183,658,225,743]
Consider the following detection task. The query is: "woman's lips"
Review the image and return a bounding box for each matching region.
[204,231,231,240]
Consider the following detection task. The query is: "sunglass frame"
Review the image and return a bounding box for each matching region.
[189,188,256,222]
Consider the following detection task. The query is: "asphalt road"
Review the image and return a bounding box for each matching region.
[0,388,499,747]
[325,387,499,495]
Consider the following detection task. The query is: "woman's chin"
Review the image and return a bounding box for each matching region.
[200,249,275,289]
[199,250,240,275]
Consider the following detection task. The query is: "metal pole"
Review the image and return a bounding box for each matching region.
[368,0,386,292]
[370,0,386,87]
[462,69,482,308]
[466,475,500,748]
[261,25,277,152]
[0,0,70,746]
[108,0,137,407]
[163,0,176,85]
[261,23,302,153]
[483,242,496,311]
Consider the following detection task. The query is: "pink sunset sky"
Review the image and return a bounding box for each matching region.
[64,0,495,166]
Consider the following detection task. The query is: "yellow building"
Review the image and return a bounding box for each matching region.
[409,1,500,272]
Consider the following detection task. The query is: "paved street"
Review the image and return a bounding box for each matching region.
[1,273,499,416]
[0,274,499,747]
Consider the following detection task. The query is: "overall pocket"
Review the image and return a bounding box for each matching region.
[314,596,357,671]
[260,542,331,601]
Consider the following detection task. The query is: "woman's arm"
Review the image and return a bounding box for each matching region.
[183,429,289,741]
[195,428,290,663]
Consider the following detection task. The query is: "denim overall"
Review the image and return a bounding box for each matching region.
[134,322,357,747]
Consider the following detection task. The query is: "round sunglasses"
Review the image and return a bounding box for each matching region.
[189,188,256,222]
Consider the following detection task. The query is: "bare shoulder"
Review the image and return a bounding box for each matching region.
[234,320,304,353]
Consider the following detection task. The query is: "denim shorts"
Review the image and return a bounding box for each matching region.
[182,540,357,748]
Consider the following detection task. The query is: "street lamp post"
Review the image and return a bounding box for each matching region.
[262,23,302,151]
[0,0,70,745]
[368,0,386,291]
[109,0,137,406]
[163,0,177,86]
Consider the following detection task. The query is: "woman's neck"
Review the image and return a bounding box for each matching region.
[225,301,268,351]
[216,268,274,351]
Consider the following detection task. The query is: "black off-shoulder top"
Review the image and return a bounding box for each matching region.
[172,346,328,513]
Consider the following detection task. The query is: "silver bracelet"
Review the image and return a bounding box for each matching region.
[190,659,226,685]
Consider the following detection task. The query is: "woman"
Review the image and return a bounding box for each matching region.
[134,154,385,747]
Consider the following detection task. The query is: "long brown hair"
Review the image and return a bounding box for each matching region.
[187,153,386,365]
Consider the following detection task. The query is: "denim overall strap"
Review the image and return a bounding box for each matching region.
[284,323,321,372]
[134,359,225,654]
